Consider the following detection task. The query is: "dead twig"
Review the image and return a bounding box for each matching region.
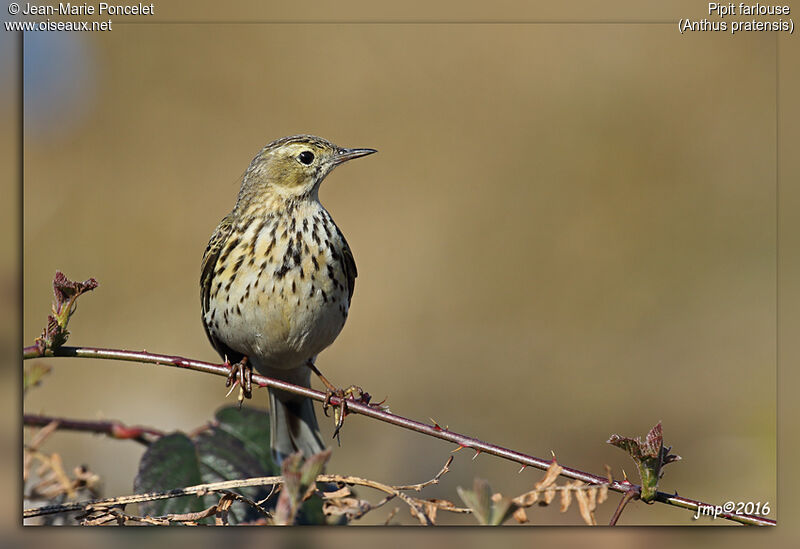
[24,456,467,525]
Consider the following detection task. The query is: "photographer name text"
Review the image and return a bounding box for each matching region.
[19,2,154,16]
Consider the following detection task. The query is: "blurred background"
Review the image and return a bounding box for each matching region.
[5,0,798,540]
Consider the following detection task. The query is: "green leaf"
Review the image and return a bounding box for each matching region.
[134,405,329,525]
[274,450,332,525]
[607,422,681,503]
[193,409,280,524]
[34,272,99,353]
[209,406,277,474]
[133,433,212,519]
[23,363,52,395]
[457,478,518,525]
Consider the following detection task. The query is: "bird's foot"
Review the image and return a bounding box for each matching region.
[224,356,252,407]
[322,385,372,445]
[306,360,387,444]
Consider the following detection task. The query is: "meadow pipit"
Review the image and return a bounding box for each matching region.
[200,135,376,463]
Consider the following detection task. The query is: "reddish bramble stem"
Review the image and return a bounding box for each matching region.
[23,413,163,444]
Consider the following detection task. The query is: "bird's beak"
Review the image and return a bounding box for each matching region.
[334,147,378,165]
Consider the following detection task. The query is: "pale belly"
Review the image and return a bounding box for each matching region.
[210,276,347,370]
[204,207,351,371]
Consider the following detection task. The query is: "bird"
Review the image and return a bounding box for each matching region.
[200,134,376,464]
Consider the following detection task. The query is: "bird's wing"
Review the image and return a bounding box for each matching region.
[200,215,244,363]
[336,227,358,306]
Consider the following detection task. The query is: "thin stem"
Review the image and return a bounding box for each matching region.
[24,414,163,445]
[23,344,775,526]
[24,462,468,521]
[609,488,639,526]
[25,474,285,519]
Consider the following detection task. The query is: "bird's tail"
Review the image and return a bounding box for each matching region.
[268,384,326,466]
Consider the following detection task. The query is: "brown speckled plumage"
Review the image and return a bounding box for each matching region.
[200,135,375,463]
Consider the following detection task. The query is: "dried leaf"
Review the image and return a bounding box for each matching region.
[559,483,573,512]
[419,500,440,524]
[514,489,539,507]
[48,453,75,499]
[574,485,595,525]
[322,496,371,520]
[587,486,597,512]
[534,461,563,491]
[29,420,60,449]
[597,484,609,504]
[320,486,351,500]
[513,461,563,507]
[426,498,457,511]
[407,501,431,525]
[383,507,399,525]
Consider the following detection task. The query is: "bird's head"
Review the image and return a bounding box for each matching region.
[238,135,376,205]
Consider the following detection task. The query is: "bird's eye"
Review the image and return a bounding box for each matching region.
[297,151,315,165]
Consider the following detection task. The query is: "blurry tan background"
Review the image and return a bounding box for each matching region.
[6,0,797,538]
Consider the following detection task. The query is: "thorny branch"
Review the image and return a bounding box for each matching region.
[23,342,774,526]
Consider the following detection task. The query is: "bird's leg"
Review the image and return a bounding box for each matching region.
[306,360,348,418]
[225,355,252,407]
[306,360,338,394]
[306,360,371,444]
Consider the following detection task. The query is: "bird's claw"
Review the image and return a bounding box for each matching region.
[224,356,252,407]
[306,361,386,445]
[321,385,370,445]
